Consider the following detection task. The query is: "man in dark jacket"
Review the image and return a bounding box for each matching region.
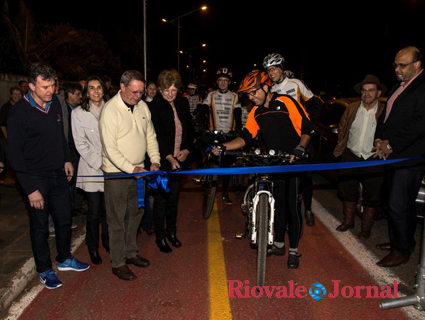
[374,46,425,267]
[7,63,89,289]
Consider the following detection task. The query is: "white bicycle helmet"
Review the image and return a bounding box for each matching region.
[263,53,285,70]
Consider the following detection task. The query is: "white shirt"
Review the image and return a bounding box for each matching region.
[185,94,203,116]
[203,90,240,133]
[347,101,378,159]
[271,77,314,105]
[241,105,250,128]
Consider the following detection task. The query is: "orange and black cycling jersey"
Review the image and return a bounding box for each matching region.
[240,93,313,153]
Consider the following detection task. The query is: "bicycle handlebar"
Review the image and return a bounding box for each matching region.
[224,149,308,159]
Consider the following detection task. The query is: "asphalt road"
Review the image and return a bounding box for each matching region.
[2,173,425,319]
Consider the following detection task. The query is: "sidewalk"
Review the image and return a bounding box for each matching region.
[0,182,87,317]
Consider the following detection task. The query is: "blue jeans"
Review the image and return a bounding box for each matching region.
[26,169,72,273]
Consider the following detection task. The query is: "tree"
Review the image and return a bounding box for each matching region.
[0,1,122,80]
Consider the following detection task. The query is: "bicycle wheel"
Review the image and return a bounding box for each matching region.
[242,184,255,237]
[202,163,218,219]
[256,193,269,288]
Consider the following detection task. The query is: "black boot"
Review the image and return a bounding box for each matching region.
[156,237,172,253]
[89,251,102,265]
[166,232,182,248]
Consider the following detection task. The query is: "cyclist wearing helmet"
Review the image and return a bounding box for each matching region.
[184,83,203,118]
[197,67,242,204]
[212,70,313,269]
[263,53,321,227]
[202,68,241,133]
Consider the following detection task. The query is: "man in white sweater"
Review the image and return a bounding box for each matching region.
[99,70,161,281]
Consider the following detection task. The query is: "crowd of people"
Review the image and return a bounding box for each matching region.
[0,45,424,288]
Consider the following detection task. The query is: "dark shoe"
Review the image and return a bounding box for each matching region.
[89,251,102,265]
[112,265,137,281]
[156,238,172,253]
[358,206,377,239]
[143,226,155,236]
[305,210,315,226]
[336,201,357,232]
[267,244,286,257]
[377,252,409,268]
[287,252,302,269]
[222,193,233,205]
[375,242,391,251]
[125,254,150,268]
[166,232,182,248]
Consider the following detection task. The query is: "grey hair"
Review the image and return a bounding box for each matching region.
[120,70,145,86]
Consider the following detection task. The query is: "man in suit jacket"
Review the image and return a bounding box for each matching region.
[374,46,425,267]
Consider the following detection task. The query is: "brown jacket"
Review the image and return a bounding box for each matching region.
[333,100,385,157]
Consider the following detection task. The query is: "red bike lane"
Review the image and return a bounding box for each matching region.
[16,177,415,320]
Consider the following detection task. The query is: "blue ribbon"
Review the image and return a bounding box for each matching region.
[148,171,170,192]
[136,171,169,208]
[171,157,416,176]
[8,154,425,209]
[137,178,145,208]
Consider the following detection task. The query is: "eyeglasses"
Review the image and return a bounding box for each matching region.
[392,61,417,69]
[163,88,178,95]
[361,89,377,94]
[246,88,260,97]
[126,87,144,96]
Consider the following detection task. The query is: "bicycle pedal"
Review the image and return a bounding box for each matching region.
[241,204,248,214]
[235,232,245,239]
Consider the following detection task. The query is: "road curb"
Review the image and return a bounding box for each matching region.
[1,232,86,318]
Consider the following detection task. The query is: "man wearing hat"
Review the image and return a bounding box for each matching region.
[333,75,387,239]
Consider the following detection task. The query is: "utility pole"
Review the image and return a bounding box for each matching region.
[143,0,147,80]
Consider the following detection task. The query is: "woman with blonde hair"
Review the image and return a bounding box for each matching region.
[149,69,194,253]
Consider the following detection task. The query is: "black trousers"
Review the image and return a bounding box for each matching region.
[387,167,424,256]
[85,191,109,252]
[70,160,84,211]
[273,173,303,249]
[153,177,181,238]
[26,169,72,273]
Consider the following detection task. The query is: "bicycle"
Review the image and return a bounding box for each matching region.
[199,130,239,219]
[224,148,305,289]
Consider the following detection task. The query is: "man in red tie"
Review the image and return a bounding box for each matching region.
[373,46,425,267]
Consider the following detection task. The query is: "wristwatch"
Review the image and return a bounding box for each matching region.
[386,143,392,150]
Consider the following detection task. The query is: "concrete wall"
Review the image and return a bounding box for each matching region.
[0,73,28,106]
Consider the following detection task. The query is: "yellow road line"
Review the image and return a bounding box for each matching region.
[208,201,232,320]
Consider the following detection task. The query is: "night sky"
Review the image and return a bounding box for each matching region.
[5,0,425,96]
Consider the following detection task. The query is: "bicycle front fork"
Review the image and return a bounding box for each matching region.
[251,190,275,245]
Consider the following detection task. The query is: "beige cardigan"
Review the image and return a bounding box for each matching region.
[99,91,160,173]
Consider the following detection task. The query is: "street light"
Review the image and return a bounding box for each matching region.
[162,6,207,73]
[184,43,206,83]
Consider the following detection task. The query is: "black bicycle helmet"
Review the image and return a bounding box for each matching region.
[216,68,233,80]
